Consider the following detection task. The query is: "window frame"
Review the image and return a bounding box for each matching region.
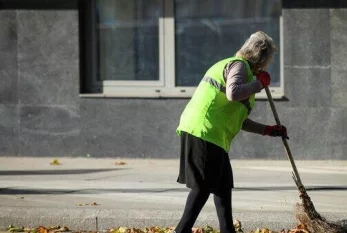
[81,0,284,99]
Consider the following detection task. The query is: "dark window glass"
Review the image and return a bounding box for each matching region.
[96,0,163,81]
[174,0,281,86]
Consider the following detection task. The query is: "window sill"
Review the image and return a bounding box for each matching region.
[80,87,285,100]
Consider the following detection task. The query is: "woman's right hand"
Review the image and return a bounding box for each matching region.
[256,71,271,88]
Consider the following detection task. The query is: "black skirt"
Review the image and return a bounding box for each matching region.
[177,131,234,195]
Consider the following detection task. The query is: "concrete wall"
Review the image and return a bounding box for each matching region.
[0,10,80,157]
[0,1,347,159]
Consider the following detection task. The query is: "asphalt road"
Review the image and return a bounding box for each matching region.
[1,157,347,232]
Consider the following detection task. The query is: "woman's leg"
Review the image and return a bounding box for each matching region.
[213,188,236,233]
[174,189,210,233]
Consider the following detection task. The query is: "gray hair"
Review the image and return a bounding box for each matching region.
[236,31,277,68]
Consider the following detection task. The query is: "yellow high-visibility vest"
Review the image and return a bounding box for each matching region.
[177,57,255,152]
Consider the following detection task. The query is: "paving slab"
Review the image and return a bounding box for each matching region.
[0,157,347,232]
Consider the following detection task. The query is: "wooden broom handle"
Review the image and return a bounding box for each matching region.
[264,87,305,191]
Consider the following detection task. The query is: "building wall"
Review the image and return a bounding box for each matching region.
[0,1,347,159]
[0,10,80,157]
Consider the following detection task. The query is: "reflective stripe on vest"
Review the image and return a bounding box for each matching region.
[202,76,252,115]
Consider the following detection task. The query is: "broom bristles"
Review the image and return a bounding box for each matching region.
[295,191,346,233]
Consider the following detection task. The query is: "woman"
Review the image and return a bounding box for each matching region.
[174,31,288,233]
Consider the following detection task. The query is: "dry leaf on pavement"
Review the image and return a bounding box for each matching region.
[192,228,203,233]
[50,159,61,165]
[58,226,69,232]
[37,226,48,233]
[7,225,24,232]
[233,219,242,232]
[77,202,98,206]
[115,161,126,165]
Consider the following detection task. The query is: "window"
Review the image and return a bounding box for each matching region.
[84,0,283,98]
[97,0,162,82]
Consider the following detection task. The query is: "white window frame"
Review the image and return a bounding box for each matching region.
[81,1,284,99]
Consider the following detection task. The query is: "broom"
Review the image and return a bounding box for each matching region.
[264,87,346,233]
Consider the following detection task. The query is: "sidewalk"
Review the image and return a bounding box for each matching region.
[0,157,347,232]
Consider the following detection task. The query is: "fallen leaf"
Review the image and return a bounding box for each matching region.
[115,161,126,165]
[203,225,218,233]
[288,223,309,233]
[50,159,61,165]
[130,228,143,233]
[24,227,32,232]
[118,227,129,233]
[37,226,48,233]
[233,219,242,232]
[191,228,202,233]
[58,226,69,232]
[8,226,24,232]
[77,202,98,206]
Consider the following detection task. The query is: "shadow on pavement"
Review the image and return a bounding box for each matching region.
[239,186,347,191]
[1,186,347,195]
[0,168,126,176]
[0,188,189,195]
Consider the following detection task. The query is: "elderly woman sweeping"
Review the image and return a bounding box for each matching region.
[174,31,288,233]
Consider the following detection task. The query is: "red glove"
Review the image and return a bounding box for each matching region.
[264,125,289,139]
[256,71,271,88]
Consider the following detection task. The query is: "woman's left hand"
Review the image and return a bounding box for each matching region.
[264,125,289,139]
